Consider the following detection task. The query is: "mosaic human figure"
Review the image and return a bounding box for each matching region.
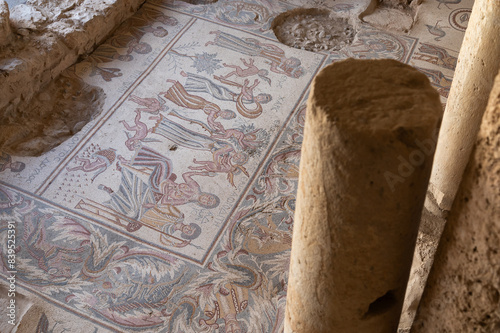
[85,44,124,81]
[129,94,166,114]
[161,78,235,129]
[117,145,173,193]
[151,111,261,155]
[120,110,154,151]
[150,114,227,151]
[166,74,270,119]
[99,147,216,238]
[211,126,262,151]
[221,58,271,85]
[213,75,270,118]
[189,145,249,187]
[0,152,25,173]
[139,199,202,245]
[66,148,116,182]
[149,113,258,187]
[115,146,219,208]
[157,170,220,208]
[205,30,305,78]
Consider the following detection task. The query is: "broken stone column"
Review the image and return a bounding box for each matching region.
[411,68,500,333]
[285,58,442,333]
[0,0,12,48]
[399,1,500,330]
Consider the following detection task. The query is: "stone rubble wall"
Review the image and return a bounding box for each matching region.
[0,0,146,114]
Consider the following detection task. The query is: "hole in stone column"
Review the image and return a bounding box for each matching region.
[271,8,356,52]
[363,289,398,319]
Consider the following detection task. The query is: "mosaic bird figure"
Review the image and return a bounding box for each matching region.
[426,20,448,41]
[436,0,462,10]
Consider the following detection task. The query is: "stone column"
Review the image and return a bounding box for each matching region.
[411,68,500,333]
[399,1,500,330]
[0,0,12,48]
[284,58,442,333]
[429,0,500,213]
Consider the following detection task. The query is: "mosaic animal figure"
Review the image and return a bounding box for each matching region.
[199,263,261,333]
[230,1,271,23]
[241,215,292,255]
[413,42,458,70]
[416,67,452,98]
[436,0,462,9]
[22,213,87,281]
[426,20,448,41]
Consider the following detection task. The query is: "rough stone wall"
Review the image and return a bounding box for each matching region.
[411,70,500,332]
[0,0,146,114]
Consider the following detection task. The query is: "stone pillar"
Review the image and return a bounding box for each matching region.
[0,0,12,48]
[284,58,442,333]
[399,1,500,330]
[429,0,500,213]
[412,68,500,333]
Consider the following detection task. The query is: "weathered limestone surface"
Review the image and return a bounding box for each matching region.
[412,69,500,333]
[0,0,146,113]
[400,1,500,330]
[359,0,420,32]
[0,1,11,48]
[285,58,442,333]
[429,0,500,212]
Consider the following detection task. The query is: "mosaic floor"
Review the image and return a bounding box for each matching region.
[1,0,474,331]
